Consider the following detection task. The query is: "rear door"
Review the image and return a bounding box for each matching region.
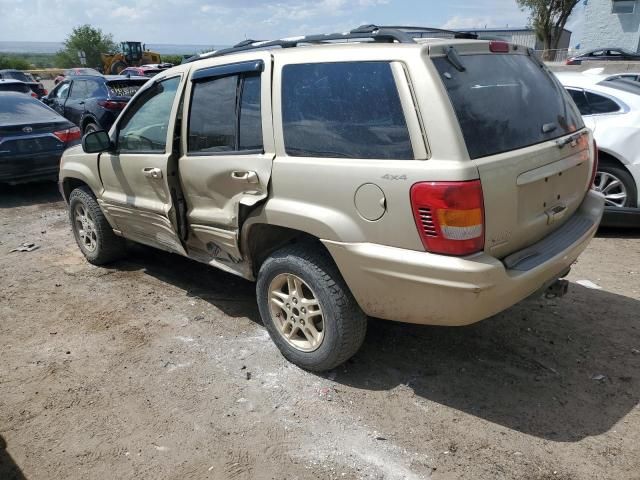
[65,79,88,126]
[433,48,594,258]
[177,53,274,261]
[98,74,186,253]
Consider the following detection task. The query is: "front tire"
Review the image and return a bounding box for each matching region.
[256,244,367,372]
[69,187,126,265]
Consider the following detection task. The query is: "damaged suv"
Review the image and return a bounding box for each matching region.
[59,26,604,371]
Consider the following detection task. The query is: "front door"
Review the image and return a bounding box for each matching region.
[178,54,274,263]
[98,74,186,254]
[48,80,71,116]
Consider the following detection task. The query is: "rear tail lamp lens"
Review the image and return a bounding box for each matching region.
[410,180,485,256]
[98,100,128,110]
[53,126,81,143]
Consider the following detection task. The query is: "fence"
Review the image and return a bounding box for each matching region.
[533,49,571,63]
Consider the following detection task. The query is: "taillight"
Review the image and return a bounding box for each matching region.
[42,89,48,95]
[489,41,510,53]
[31,92,38,98]
[410,180,485,256]
[53,126,81,143]
[590,140,599,190]
[98,100,128,110]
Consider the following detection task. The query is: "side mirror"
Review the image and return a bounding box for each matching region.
[82,130,112,153]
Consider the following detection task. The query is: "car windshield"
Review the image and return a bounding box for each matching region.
[3,71,30,82]
[434,53,584,159]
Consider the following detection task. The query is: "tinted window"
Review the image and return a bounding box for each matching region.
[189,75,237,152]
[69,80,88,99]
[239,75,262,150]
[86,79,104,97]
[107,80,147,98]
[0,83,29,94]
[567,89,590,115]
[282,62,413,159]
[585,91,620,114]
[434,54,583,159]
[188,73,263,153]
[117,76,180,153]
[2,71,30,82]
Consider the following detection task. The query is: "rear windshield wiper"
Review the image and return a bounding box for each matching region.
[445,46,466,72]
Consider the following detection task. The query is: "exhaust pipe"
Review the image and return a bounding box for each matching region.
[545,279,569,299]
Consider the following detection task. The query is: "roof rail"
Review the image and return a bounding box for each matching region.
[187,24,477,63]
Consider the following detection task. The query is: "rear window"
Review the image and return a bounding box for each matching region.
[0,83,29,94]
[0,94,61,123]
[282,62,413,159]
[3,71,30,82]
[434,54,583,159]
[106,80,147,98]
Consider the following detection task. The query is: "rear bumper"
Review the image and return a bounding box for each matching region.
[323,190,604,326]
[0,153,61,184]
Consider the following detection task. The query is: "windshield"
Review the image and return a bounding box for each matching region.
[4,71,30,82]
[434,53,584,159]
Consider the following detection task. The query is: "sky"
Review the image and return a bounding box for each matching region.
[0,0,584,46]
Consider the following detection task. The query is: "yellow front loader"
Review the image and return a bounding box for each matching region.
[101,41,162,74]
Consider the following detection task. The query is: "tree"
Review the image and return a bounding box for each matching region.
[0,55,32,70]
[517,0,579,61]
[55,24,117,69]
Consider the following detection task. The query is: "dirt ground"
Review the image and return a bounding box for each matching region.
[1,182,639,480]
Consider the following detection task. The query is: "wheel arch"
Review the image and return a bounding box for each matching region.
[60,177,95,203]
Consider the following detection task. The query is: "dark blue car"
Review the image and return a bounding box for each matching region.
[43,74,148,134]
[0,92,81,184]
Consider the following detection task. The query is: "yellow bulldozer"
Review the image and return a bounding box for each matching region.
[101,41,163,75]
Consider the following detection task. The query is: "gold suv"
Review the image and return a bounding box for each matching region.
[59,26,605,371]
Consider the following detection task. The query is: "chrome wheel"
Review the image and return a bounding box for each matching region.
[268,273,325,352]
[74,203,97,252]
[594,171,628,207]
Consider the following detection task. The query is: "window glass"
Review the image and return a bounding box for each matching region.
[585,91,620,114]
[435,54,583,159]
[188,75,238,153]
[69,80,88,100]
[567,89,590,115]
[239,75,262,151]
[282,62,413,159]
[86,79,104,97]
[117,76,180,153]
[591,50,605,57]
[55,82,70,99]
[612,0,636,14]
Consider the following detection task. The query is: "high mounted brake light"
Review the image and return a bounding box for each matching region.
[410,180,485,256]
[489,41,510,53]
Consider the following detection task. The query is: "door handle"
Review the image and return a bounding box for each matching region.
[231,170,259,184]
[142,167,163,179]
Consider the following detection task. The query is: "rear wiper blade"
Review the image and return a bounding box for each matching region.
[445,46,466,72]
[556,130,586,148]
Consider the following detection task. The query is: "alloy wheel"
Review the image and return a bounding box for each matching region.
[74,203,98,252]
[594,171,628,207]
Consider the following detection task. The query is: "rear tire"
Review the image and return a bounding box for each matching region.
[256,243,367,372]
[595,161,637,208]
[69,187,126,265]
[83,122,99,135]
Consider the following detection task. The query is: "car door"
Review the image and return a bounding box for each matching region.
[47,81,71,116]
[98,74,187,254]
[65,79,88,126]
[178,54,274,262]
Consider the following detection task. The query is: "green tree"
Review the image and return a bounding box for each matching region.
[517,0,579,60]
[54,24,117,69]
[0,55,32,70]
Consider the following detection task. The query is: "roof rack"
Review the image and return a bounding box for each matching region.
[187,24,478,63]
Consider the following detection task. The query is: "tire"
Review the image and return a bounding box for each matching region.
[595,161,638,208]
[68,186,126,265]
[256,243,367,372]
[110,61,127,75]
[83,122,99,135]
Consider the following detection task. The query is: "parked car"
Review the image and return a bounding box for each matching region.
[120,66,163,77]
[44,75,149,134]
[0,69,47,98]
[555,72,640,226]
[0,79,35,96]
[59,27,603,371]
[566,48,640,65]
[0,92,80,184]
[54,68,103,85]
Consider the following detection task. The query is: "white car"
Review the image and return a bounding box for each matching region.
[555,72,640,224]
